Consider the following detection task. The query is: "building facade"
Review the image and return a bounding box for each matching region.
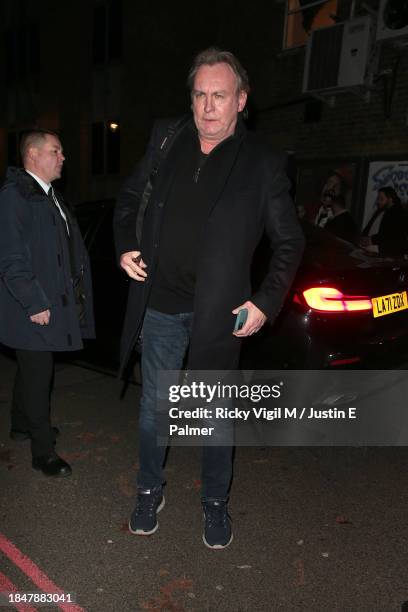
[0,0,407,222]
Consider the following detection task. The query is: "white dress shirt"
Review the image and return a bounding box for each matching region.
[26,170,70,235]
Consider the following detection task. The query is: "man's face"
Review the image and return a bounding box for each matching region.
[322,174,341,196]
[192,62,247,147]
[29,134,65,183]
[325,175,342,196]
[321,174,342,208]
[377,191,390,210]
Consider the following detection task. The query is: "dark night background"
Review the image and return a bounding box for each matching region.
[2,3,408,610]
[0,0,407,220]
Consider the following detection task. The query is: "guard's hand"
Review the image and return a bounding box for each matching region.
[30,309,51,325]
[232,301,267,337]
[120,251,147,281]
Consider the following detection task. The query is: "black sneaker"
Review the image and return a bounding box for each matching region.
[202,498,233,549]
[129,487,165,536]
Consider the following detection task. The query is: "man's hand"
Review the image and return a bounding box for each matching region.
[232,301,267,337]
[120,251,148,281]
[30,310,51,325]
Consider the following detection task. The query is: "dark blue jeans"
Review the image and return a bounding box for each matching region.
[137,307,233,500]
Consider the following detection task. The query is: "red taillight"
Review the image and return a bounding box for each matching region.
[301,287,373,313]
[329,357,361,366]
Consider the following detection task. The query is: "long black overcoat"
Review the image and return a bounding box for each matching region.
[114,118,304,373]
[0,168,94,351]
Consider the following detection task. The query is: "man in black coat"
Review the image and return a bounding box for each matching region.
[0,129,94,477]
[114,48,304,548]
[360,186,408,257]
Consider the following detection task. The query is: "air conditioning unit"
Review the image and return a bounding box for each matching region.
[376,0,408,41]
[303,16,373,94]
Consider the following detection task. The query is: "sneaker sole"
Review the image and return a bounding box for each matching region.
[128,496,165,536]
[202,532,233,550]
[32,465,72,478]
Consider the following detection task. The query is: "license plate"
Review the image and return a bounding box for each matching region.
[372,291,408,318]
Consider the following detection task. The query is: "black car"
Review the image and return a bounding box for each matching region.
[76,199,127,372]
[245,223,408,369]
[76,201,408,372]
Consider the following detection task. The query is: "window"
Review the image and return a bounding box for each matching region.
[108,0,122,60]
[17,25,28,79]
[5,22,40,83]
[91,121,120,175]
[29,22,40,73]
[106,123,120,173]
[284,0,338,49]
[92,4,106,64]
[5,29,17,84]
[92,0,122,64]
[91,122,104,174]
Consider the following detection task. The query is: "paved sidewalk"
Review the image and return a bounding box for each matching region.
[1,353,408,611]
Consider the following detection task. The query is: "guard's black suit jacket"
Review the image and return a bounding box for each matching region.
[114,117,304,374]
[0,168,94,351]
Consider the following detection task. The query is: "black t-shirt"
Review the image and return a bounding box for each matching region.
[148,128,211,314]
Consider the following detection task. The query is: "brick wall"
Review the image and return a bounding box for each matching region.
[214,1,408,160]
[255,45,408,159]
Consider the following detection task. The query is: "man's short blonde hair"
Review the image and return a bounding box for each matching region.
[187,47,250,95]
[20,129,59,163]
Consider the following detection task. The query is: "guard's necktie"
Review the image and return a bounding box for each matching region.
[48,185,70,236]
